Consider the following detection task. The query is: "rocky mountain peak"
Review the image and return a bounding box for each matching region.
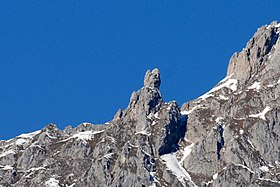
[1,23,280,187]
[144,68,161,89]
[227,21,280,83]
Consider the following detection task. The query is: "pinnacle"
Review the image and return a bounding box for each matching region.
[144,68,161,89]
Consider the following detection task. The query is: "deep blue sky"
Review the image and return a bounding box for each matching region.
[1,1,280,140]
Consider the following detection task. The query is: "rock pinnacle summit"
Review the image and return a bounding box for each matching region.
[144,68,161,89]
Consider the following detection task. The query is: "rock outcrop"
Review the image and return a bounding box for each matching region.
[0,68,188,187]
[181,21,280,186]
[1,21,280,187]
[227,21,280,83]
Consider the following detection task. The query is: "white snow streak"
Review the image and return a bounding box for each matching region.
[135,130,151,136]
[66,184,76,187]
[103,153,114,159]
[0,150,15,158]
[267,84,274,88]
[232,162,255,173]
[249,106,272,120]
[275,23,280,28]
[179,143,194,164]
[248,82,261,91]
[45,178,60,187]
[27,167,46,172]
[72,130,105,143]
[0,165,13,170]
[259,166,269,172]
[151,121,157,126]
[60,130,105,144]
[258,178,280,184]
[198,77,238,100]
[161,153,197,187]
[212,173,218,180]
[181,105,202,115]
[16,138,29,145]
[247,139,256,149]
[9,130,42,145]
[219,95,229,100]
[17,130,41,139]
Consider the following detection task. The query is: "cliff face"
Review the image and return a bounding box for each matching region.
[1,22,280,187]
[181,21,280,186]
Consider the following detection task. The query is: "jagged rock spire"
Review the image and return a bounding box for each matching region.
[144,68,161,89]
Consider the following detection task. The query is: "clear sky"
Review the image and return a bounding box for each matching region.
[1,1,280,140]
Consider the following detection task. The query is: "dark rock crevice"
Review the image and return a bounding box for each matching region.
[215,124,224,160]
[158,104,187,155]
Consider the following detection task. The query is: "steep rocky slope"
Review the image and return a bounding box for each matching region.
[1,22,280,187]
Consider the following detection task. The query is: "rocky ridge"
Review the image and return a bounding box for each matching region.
[1,22,280,187]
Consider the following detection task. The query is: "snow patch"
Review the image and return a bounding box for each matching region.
[60,130,105,144]
[215,117,224,123]
[161,153,197,187]
[154,112,160,119]
[248,82,261,91]
[259,166,269,172]
[73,130,105,143]
[0,150,15,158]
[213,173,218,180]
[249,106,272,120]
[45,178,60,187]
[148,112,161,119]
[199,77,238,100]
[0,165,13,170]
[239,129,244,135]
[181,105,202,115]
[275,23,280,28]
[27,167,46,172]
[16,138,29,145]
[104,153,114,159]
[135,130,151,136]
[219,95,229,100]
[179,143,194,164]
[18,130,41,139]
[10,130,41,146]
[66,184,76,187]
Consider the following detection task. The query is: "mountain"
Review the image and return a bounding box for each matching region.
[1,22,280,187]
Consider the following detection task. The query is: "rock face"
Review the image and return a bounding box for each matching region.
[227,21,280,83]
[1,22,280,187]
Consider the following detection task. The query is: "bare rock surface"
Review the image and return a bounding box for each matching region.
[1,22,280,187]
